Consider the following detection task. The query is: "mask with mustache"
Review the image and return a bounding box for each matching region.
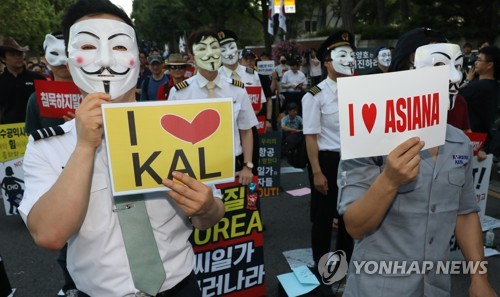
[67,18,139,100]
[192,36,222,71]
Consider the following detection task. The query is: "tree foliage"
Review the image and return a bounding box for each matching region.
[0,0,75,54]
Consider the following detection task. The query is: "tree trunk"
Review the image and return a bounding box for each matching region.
[376,0,386,25]
[399,0,409,21]
[340,0,354,32]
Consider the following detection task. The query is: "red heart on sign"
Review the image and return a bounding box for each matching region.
[160,109,220,144]
[362,103,377,133]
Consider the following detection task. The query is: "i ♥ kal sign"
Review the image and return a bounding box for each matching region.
[102,98,235,196]
[337,66,449,160]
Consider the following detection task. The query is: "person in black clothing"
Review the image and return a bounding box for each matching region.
[459,45,500,159]
[0,37,46,124]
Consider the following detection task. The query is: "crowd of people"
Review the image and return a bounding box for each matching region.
[0,0,499,296]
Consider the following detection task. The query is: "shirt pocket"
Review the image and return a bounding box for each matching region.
[321,102,338,116]
[80,173,112,232]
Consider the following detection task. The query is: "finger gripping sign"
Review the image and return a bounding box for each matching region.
[102,98,234,196]
[338,66,449,160]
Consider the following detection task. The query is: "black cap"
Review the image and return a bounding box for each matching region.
[389,27,448,72]
[216,29,238,46]
[241,48,256,59]
[317,29,355,63]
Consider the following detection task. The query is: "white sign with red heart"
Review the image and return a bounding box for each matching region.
[337,65,449,160]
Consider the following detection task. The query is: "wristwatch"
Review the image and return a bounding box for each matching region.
[244,161,254,169]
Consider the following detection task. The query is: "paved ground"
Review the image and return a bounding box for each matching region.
[1,163,500,297]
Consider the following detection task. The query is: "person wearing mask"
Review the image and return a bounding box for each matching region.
[337,28,497,297]
[301,29,356,296]
[19,1,225,296]
[169,29,258,186]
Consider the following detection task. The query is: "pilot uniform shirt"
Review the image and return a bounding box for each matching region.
[169,73,258,157]
[337,125,480,297]
[301,77,340,152]
[219,64,267,106]
[19,120,222,296]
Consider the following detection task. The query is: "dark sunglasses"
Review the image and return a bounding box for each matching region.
[168,65,187,70]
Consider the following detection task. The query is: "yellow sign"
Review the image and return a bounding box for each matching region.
[273,0,296,13]
[0,122,29,163]
[102,99,235,196]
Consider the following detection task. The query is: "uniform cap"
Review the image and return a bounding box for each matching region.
[317,29,355,62]
[216,29,238,45]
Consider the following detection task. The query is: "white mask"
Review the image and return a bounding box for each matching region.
[378,49,391,68]
[43,34,67,67]
[414,43,463,110]
[192,36,222,72]
[331,45,355,76]
[220,41,239,65]
[67,19,139,100]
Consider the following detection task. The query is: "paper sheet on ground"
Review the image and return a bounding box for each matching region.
[286,187,311,197]
[485,247,500,258]
[481,215,500,232]
[283,248,315,269]
[277,265,320,297]
[281,167,304,174]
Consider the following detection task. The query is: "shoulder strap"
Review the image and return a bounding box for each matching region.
[31,126,65,141]
[307,85,322,96]
[231,79,244,88]
[174,81,190,91]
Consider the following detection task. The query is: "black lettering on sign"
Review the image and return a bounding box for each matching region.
[127,110,137,146]
[132,151,163,186]
[199,147,222,179]
[168,149,196,179]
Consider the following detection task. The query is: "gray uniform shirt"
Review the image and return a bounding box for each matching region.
[337,125,480,297]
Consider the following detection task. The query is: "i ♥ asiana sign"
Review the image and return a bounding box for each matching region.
[337,65,449,160]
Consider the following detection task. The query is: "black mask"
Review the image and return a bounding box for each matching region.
[280,60,286,64]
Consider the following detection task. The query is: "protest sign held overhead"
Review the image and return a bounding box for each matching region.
[337,66,449,160]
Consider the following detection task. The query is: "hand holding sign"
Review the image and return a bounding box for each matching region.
[75,92,111,150]
[382,137,424,189]
[163,171,224,229]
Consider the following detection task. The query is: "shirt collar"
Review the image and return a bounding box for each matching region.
[196,72,222,88]
[326,77,337,93]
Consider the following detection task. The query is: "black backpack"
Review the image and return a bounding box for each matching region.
[284,132,308,168]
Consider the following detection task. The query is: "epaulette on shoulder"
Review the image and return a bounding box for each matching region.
[174,81,189,91]
[31,126,65,141]
[307,85,322,96]
[245,68,255,74]
[231,79,244,88]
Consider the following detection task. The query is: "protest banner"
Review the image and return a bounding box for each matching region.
[257,131,281,197]
[102,99,235,196]
[0,122,29,215]
[35,80,82,118]
[257,61,275,76]
[245,86,262,112]
[192,177,265,297]
[337,66,449,160]
[465,132,487,156]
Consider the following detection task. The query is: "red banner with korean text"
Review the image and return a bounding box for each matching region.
[257,115,267,135]
[245,86,262,112]
[191,176,265,297]
[464,132,487,156]
[35,80,83,118]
